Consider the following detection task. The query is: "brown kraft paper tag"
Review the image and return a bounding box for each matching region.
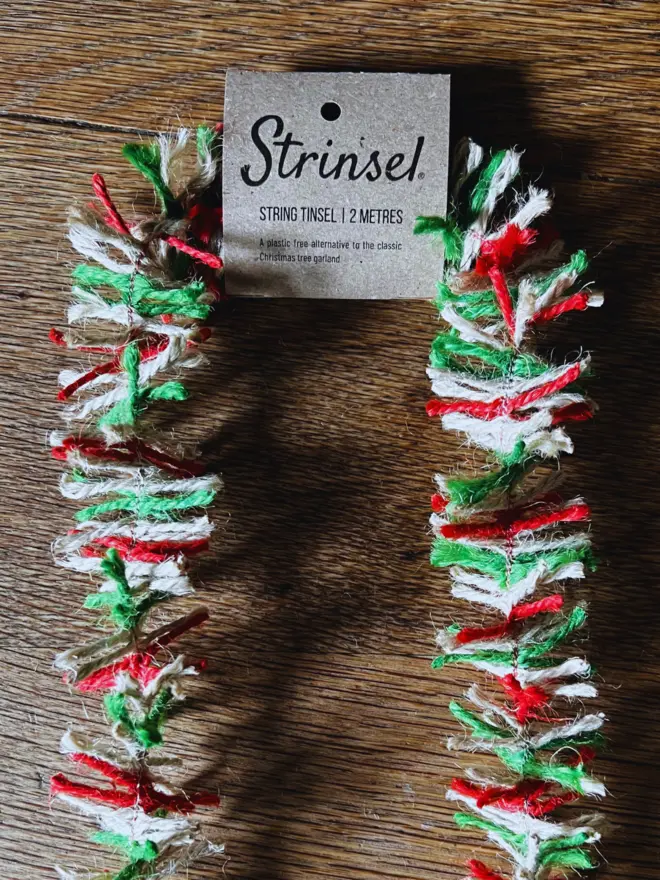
[222,70,450,299]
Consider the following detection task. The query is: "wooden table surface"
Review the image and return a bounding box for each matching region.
[1,2,659,878]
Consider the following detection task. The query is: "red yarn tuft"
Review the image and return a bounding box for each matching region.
[451,777,577,818]
[473,224,538,338]
[427,361,583,421]
[188,203,223,245]
[164,235,224,269]
[52,436,205,477]
[91,173,131,235]
[510,593,564,620]
[77,653,162,692]
[82,535,209,563]
[455,593,563,645]
[51,760,219,814]
[440,502,589,540]
[566,745,598,766]
[455,619,510,645]
[467,859,508,880]
[489,265,516,336]
[552,401,593,425]
[532,291,591,325]
[431,493,448,512]
[76,609,211,692]
[475,224,537,276]
[58,359,119,401]
[49,327,67,346]
[499,673,552,722]
[57,336,170,401]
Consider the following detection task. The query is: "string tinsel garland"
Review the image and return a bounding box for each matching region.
[49,128,225,880]
[47,128,608,880]
[415,141,606,880]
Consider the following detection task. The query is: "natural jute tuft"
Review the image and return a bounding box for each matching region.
[416,140,606,880]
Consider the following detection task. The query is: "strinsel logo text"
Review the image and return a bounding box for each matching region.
[240,115,425,187]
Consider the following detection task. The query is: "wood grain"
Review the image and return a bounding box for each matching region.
[0,3,659,879]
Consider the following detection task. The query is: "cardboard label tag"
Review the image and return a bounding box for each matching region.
[222,70,450,299]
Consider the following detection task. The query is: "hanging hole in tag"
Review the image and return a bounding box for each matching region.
[320,101,341,121]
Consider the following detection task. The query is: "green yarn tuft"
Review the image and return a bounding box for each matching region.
[449,700,514,739]
[148,381,189,402]
[429,331,550,379]
[76,487,216,522]
[435,283,501,321]
[121,341,140,425]
[454,812,525,852]
[98,381,189,431]
[93,832,158,863]
[539,849,596,871]
[104,687,174,749]
[83,549,168,630]
[431,538,506,580]
[122,142,178,215]
[443,441,533,512]
[518,605,588,662]
[509,545,595,586]
[414,215,464,263]
[73,264,211,320]
[496,747,599,795]
[431,650,514,670]
[536,249,589,296]
[538,834,596,870]
[196,125,216,159]
[112,861,156,880]
[93,831,159,879]
[469,150,509,216]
